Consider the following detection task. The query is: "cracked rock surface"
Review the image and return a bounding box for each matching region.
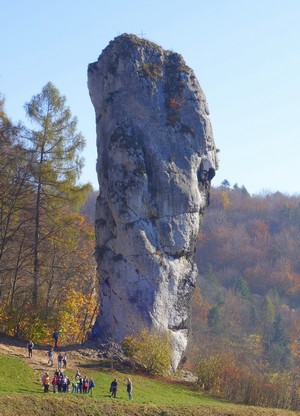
[88,34,218,369]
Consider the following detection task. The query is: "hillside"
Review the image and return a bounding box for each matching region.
[181,186,300,409]
[0,335,297,416]
[79,186,300,410]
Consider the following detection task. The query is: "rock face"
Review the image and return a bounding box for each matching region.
[88,34,218,369]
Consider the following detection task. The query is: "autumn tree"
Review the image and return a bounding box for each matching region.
[0,90,97,340]
[0,96,33,312]
[24,83,91,307]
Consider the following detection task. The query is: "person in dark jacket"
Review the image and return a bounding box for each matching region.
[53,330,59,347]
[110,378,118,398]
[88,378,95,394]
[27,340,34,358]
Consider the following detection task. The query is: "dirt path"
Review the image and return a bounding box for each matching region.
[0,341,52,380]
[0,336,97,377]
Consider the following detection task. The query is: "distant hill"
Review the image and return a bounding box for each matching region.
[186,185,300,410]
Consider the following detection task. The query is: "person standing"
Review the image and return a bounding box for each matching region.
[46,347,55,366]
[51,374,58,393]
[110,378,118,398]
[126,377,133,400]
[62,352,67,369]
[78,375,83,394]
[62,375,69,393]
[88,378,95,394]
[57,352,63,370]
[75,369,81,379]
[42,372,50,393]
[83,376,89,394]
[53,330,59,347]
[57,373,63,393]
[71,377,79,394]
[27,340,34,358]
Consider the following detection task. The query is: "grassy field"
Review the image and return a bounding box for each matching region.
[0,353,297,416]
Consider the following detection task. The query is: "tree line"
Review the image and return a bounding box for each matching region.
[186,184,300,409]
[0,84,98,344]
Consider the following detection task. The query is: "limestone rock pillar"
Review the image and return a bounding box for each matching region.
[88,34,218,369]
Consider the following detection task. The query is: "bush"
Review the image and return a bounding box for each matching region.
[196,353,226,392]
[122,328,172,375]
[195,353,294,409]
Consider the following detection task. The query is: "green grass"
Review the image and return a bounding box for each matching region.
[39,358,220,406]
[0,355,39,394]
[0,354,219,405]
[0,355,296,416]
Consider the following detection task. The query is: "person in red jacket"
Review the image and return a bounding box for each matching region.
[51,374,58,393]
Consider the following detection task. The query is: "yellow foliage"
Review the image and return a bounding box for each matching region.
[123,328,172,375]
[196,353,225,391]
[246,334,263,357]
[57,287,98,344]
[220,191,231,210]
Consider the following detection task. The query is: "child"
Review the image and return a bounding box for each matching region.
[42,372,50,393]
[71,377,79,394]
[88,378,95,394]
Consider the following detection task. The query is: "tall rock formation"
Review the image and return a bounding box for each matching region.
[88,34,218,369]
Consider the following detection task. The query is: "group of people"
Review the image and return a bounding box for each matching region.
[41,369,95,394]
[45,348,67,368]
[27,330,133,400]
[27,330,60,359]
[41,372,132,399]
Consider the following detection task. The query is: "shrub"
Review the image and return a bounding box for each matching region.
[122,328,172,375]
[196,353,225,392]
[141,63,162,80]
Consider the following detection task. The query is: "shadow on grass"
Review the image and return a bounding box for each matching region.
[77,359,130,373]
[0,333,89,353]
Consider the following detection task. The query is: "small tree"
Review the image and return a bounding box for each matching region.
[234,277,251,300]
[221,179,230,188]
[196,353,227,392]
[122,328,172,375]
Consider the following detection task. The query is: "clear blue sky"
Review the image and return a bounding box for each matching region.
[1,0,299,195]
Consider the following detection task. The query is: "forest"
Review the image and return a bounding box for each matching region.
[1,84,300,410]
[188,184,300,409]
[0,84,98,344]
